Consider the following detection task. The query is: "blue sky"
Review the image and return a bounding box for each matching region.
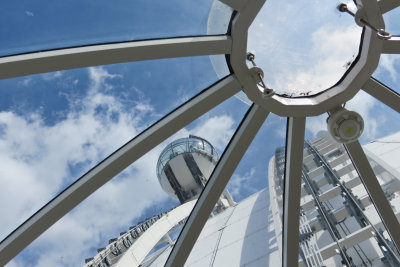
[0,0,399,266]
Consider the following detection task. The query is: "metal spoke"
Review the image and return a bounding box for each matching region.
[382,39,400,54]
[165,104,269,267]
[0,75,240,266]
[362,77,400,113]
[378,0,400,14]
[282,117,306,267]
[219,0,247,11]
[0,35,232,80]
[345,140,400,253]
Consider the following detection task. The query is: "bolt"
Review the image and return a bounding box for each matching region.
[337,3,347,12]
[246,52,255,62]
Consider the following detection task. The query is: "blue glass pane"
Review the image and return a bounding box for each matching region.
[0,0,233,56]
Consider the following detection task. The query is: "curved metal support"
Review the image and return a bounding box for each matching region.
[165,104,269,267]
[0,75,241,266]
[229,0,385,116]
[344,140,400,253]
[0,35,232,80]
[362,77,400,113]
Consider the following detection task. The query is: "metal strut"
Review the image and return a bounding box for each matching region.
[305,141,400,265]
[246,52,275,97]
[337,3,399,40]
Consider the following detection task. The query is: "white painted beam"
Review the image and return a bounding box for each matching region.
[308,166,324,179]
[114,200,195,267]
[328,154,348,169]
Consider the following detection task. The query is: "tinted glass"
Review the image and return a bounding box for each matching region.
[8,94,249,266]
[0,55,223,242]
[0,0,231,56]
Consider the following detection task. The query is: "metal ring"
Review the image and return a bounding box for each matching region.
[377,29,392,40]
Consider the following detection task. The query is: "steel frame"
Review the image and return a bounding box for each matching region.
[0,0,400,266]
[345,141,400,252]
[0,75,241,265]
[166,104,269,266]
[282,117,306,267]
[382,38,400,54]
[363,77,400,113]
[0,36,232,80]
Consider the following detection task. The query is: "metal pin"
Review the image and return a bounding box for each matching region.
[246,52,274,96]
[337,3,393,40]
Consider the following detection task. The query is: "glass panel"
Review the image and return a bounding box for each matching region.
[296,115,400,266]
[383,3,400,34]
[7,94,248,266]
[248,0,362,97]
[374,56,400,96]
[207,0,234,35]
[140,113,287,266]
[0,55,224,242]
[370,3,400,96]
[0,0,233,56]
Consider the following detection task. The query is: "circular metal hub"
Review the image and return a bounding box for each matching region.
[327,108,364,143]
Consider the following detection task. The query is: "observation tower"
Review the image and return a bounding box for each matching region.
[157,135,234,207]
[83,135,235,267]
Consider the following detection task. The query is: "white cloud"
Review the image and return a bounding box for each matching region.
[274,25,361,95]
[346,91,378,140]
[378,54,400,82]
[41,71,63,81]
[228,168,257,199]
[307,114,328,137]
[25,11,34,17]
[19,77,32,87]
[249,1,362,96]
[190,115,235,151]
[2,67,236,267]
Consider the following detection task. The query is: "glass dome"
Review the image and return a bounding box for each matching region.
[156,135,218,181]
[0,0,399,266]
[247,0,362,97]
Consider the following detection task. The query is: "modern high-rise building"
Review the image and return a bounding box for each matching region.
[84,131,400,266]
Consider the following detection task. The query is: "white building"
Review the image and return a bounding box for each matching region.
[0,0,399,266]
[85,131,400,266]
